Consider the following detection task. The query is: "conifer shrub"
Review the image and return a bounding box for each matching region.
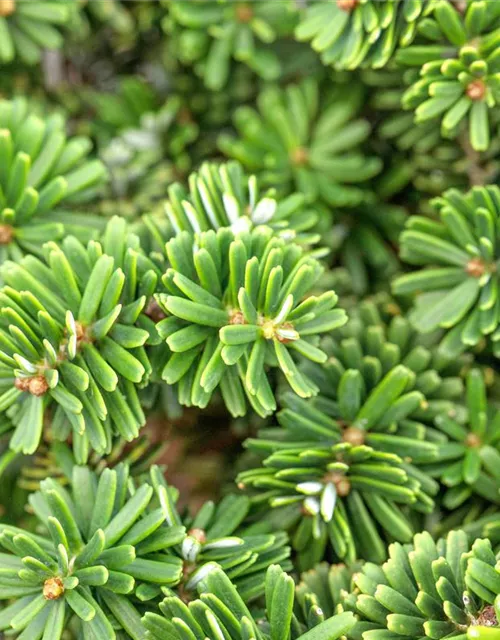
[0,2,499,639]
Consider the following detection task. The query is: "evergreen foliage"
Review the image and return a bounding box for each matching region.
[218,78,382,207]
[365,66,500,200]
[295,562,354,625]
[302,293,466,419]
[327,201,408,296]
[143,564,356,640]
[0,2,499,639]
[296,0,429,70]
[349,529,500,639]
[0,97,106,262]
[153,473,293,602]
[239,365,436,569]
[0,0,76,64]
[0,464,185,639]
[165,160,322,251]
[87,77,199,219]
[156,226,346,416]
[394,185,500,356]
[163,0,298,90]
[423,368,500,509]
[77,0,136,46]
[0,216,157,461]
[397,0,500,152]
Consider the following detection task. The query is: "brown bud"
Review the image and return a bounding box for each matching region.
[14,377,30,392]
[28,376,49,397]
[337,0,358,11]
[75,322,86,341]
[475,605,498,627]
[324,471,351,496]
[466,257,486,278]
[465,432,482,448]
[188,528,207,544]
[342,426,365,446]
[145,299,166,323]
[229,310,245,325]
[385,302,401,317]
[452,0,467,13]
[466,79,487,101]
[236,3,253,22]
[290,146,309,167]
[0,0,15,17]
[0,224,13,245]
[43,577,64,600]
[335,476,351,497]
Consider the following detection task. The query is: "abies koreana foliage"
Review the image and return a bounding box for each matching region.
[218,78,383,207]
[422,367,500,510]
[0,216,157,461]
[164,160,322,251]
[295,0,431,70]
[347,529,500,640]
[156,225,347,417]
[1,1,500,639]
[0,464,186,639]
[396,0,500,152]
[149,472,293,602]
[86,76,199,219]
[0,97,106,262]
[0,1,77,64]
[301,293,466,419]
[394,185,500,357]
[143,564,356,640]
[238,364,438,570]
[163,0,298,90]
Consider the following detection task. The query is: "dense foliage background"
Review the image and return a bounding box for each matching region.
[0,1,499,639]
